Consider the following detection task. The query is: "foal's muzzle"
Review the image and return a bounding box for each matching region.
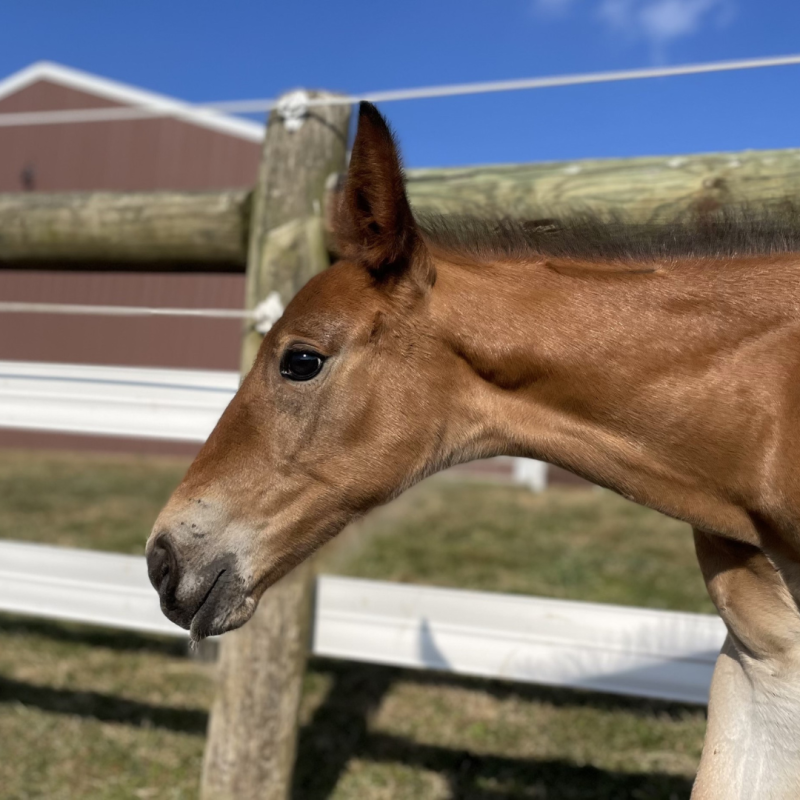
[145,531,240,638]
[146,533,190,626]
[147,534,177,599]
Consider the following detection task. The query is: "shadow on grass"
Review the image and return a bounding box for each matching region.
[0,675,208,735]
[372,660,707,721]
[293,659,697,800]
[0,616,699,800]
[363,732,694,800]
[293,658,396,799]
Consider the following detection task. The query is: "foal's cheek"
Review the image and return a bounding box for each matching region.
[265,383,333,455]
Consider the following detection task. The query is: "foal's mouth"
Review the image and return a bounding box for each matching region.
[189,567,225,621]
[157,564,231,638]
[186,567,235,640]
[188,555,307,640]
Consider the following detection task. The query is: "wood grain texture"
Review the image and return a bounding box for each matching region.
[0,191,249,264]
[199,92,351,800]
[200,566,316,800]
[404,149,800,220]
[5,147,800,269]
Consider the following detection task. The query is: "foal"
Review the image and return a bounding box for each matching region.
[149,102,800,798]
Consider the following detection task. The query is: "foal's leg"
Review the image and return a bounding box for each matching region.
[692,530,800,800]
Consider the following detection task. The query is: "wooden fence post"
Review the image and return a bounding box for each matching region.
[200,91,351,800]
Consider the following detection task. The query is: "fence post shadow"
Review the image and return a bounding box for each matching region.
[291,660,396,800]
[291,658,699,800]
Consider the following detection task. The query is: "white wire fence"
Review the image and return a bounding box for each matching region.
[0,53,799,127]
[0,292,284,334]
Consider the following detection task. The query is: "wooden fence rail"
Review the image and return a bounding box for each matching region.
[0,191,249,265]
[3,147,800,266]
[405,147,800,220]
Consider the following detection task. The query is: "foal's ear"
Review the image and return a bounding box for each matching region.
[336,102,432,287]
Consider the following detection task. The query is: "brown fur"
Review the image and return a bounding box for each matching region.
[418,205,800,264]
[149,102,800,798]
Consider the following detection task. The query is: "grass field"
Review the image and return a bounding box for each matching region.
[0,450,711,799]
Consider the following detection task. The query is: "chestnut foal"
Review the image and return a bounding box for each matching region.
[149,103,800,798]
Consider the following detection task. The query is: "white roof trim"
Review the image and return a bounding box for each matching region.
[0,61,265,142]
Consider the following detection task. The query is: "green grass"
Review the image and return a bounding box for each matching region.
[0,450,710,799]
[0,449,187,554]
[0,620,208,800]
[339,479,713,613]
[0,617,704,800]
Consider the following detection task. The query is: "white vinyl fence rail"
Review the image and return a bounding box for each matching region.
[0,359,726,704]
[0,360,239,442]
[0,359,547,482]
[0,540,725,705]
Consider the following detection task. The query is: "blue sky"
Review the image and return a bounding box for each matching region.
[1,0,798,167]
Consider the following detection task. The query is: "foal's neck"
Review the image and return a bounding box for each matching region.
[432,252,800,542]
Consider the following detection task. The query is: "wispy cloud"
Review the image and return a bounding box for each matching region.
[534,0,736,60]
[601,0,733,44]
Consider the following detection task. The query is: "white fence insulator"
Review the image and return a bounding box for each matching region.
[513,459,549,492]
[253,291,285,334]
[276,90,310,132]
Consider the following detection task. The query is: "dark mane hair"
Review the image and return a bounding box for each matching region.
[417,204,800,263]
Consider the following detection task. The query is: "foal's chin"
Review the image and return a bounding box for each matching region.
[189,592,258,642]
[187,556,306,641]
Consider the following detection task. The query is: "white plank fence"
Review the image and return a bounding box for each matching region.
[0,358,726,704]
[0,540,725,704]
[0,360,238,442]
[0,359,548,482]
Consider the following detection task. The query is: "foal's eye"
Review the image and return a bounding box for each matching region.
[279,349,326,382]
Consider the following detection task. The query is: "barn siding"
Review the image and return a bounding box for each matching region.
[0,81,261,192]
[0,74,258,455]
[0,268,244,454]
[0,428,201,458]
[0,73,580,486]
[0,269,245,370]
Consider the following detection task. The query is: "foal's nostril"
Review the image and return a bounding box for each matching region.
[147,534,179,597]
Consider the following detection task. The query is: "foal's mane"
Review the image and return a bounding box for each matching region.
[417,205,800,263]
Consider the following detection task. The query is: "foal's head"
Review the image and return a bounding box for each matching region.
[146,104,468,638]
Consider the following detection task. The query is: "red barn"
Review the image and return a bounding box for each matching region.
[0,63,558,488]
[0,62,262,455]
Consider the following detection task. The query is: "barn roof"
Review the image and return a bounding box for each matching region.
[0,61,265,142]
